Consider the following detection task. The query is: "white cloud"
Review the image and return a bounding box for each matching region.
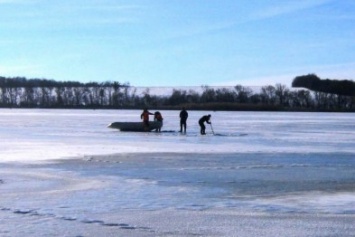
[80,4,144,12]
[251,0,332,20]
[0,0,20,3]
[0,0,38,4]
[216,61,355,87]
[215,74,296,87]
[0,64,42,77]
[314,62,355,80]
[158,0,334,42]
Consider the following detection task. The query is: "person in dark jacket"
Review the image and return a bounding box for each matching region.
[179,107,188,133]
[198,114,211,135]
[154,111,163,132]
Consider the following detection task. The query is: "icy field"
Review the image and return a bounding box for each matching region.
[0,109,354,236]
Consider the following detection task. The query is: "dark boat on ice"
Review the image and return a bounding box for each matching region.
[108,121,162,132]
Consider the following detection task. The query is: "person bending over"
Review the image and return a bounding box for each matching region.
[154,111,163,132]
[198,114,211,135]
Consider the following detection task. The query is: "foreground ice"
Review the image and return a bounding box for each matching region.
[0,109,354,236]
[1,152,355,236]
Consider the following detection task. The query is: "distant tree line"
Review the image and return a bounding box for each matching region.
[0,75,354,111]
[0,77,131,108]
[292,74,355,96]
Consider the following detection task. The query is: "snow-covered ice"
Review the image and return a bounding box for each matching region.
[0,109,354,236]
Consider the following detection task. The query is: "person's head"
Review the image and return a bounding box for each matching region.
[208,114,211,118]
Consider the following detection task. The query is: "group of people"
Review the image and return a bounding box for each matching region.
[140,108,212,135]
[140,109,163,132]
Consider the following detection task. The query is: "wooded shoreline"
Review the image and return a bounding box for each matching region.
[1,75,354,112]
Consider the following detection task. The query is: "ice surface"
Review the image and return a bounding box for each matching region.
[0,109,354,236]
[0,109,354,162]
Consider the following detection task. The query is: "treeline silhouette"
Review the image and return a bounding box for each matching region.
[0,75,354,111]
[292,74,355,97]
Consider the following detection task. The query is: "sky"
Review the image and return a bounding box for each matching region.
[0,0,354,87]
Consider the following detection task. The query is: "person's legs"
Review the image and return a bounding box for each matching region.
[199,122,205,135]
[143,120,149,131]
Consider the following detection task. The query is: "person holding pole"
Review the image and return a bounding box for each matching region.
[198,114,211,135]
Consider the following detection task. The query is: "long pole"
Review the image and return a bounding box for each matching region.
[210,123,215,135]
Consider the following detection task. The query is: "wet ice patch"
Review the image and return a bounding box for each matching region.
[249,191,355,214]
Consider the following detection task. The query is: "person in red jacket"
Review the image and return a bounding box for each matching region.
[141,108,154,129]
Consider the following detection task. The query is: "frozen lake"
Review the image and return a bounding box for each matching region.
[0,109,354,236]
[1,109,354,161]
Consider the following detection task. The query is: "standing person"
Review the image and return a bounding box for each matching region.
[154,111,163,132]
[179,107,188,133]
[141,108,154,129]
[198,114,211,135]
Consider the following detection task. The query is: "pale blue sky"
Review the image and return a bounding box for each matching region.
[1,0,354,86]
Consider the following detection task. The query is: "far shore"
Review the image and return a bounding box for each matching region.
[1,104,354,112]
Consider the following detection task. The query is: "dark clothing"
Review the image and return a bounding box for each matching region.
[154,111,163,132]
[199,115,211,124]
[179,109,188,133]
[154,111,163,122]
[199,115,211,135]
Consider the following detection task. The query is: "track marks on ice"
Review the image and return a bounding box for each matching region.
[0,206,152,232]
